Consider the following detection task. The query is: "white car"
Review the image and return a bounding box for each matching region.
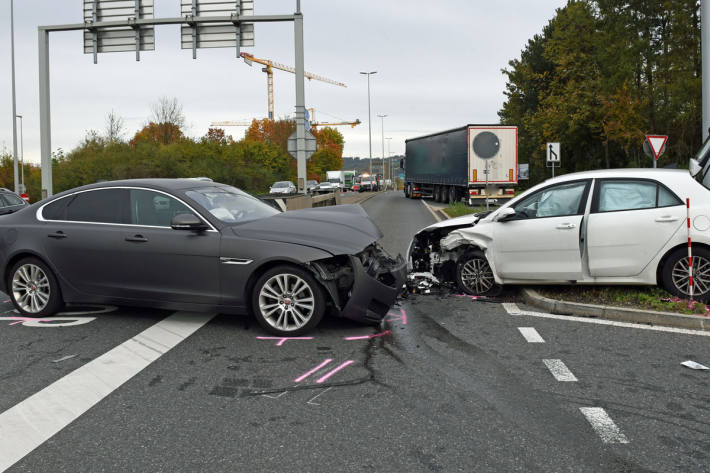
[269,181,296,195]
[409,168,710,300]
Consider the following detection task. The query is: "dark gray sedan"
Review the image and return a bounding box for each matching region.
[0,179,405,335]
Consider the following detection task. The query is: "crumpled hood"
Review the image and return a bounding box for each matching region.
[232,204,382,255]
[416,213,480,235]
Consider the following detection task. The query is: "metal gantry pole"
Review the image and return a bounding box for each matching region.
[377,114,387,184]
[704,0,710,141]
[294,1,307,194]
[39,27,52,199]
[17,115,24,192]
[360,71,376,175]
[10,0,19,194]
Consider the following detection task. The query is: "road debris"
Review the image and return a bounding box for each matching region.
[681,360,709,370]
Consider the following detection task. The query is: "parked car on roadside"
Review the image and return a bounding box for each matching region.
[409,169,710,300]
[0,188,28,215]
[269,181,296,195]
[0,179,406,335]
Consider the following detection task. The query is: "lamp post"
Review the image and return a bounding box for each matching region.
[16,114,24,193]
[360,71,377,174]
[385,137,392,181]
[10,0,19,194]
[377,114,387,184]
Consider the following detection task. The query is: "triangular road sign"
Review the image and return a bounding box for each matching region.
[646,135,668,160]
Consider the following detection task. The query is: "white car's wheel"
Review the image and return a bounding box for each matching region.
[662,247,710,301]
[251,265,325,335]
[456,250,502,296]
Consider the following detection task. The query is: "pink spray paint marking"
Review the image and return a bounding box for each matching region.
[316,360,355,383]
[2,299,9,304]
[294,358,333,383]
[385,308,407,325]
[344,330,391,341]
[257,336,314,346]
[7,316,49,326]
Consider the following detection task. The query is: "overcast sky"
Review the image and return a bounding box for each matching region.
[0,0,566,164]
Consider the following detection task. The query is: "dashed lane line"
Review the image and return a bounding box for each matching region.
[518,327,545,343]
[542,359,578,382]
[579,407,629,444]
[0,311,215,472]
[503,303,710,337]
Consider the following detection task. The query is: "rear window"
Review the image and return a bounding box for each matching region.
[1,193,25,206]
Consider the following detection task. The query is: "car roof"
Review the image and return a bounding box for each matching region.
[543,168,690,184]
[63,178,225,193]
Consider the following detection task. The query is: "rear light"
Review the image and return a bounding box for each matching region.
[470,189,479,196]
[509,169,514,181]
[473,170,478,181]
[505,189,514,195]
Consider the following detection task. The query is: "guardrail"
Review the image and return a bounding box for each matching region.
[260,191,341,211]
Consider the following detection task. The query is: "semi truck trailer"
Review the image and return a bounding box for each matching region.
[403,125,518,204]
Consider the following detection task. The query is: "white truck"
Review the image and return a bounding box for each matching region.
[315,170,344,194]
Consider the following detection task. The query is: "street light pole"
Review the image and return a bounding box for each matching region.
[16,115,24,192]
[704,0,709,140]
[360,71,376,175]
[385,137,392,180]
[377,114,387,179]
[10,0,19,194]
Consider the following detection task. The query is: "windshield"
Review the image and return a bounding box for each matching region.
[272,182,291,188]
[186,186,280,224]
[327,178,340,183]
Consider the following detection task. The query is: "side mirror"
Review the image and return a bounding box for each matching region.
[690,158,702,177]
[171,213,208,232]
[496,207,516,222]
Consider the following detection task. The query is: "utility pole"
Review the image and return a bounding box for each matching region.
[385,137,392,180]
[17,114,24,192]
[703,0,709,140]
[377,114,387,181]
[10,0,19,194]
[294,0,307,193]
[360,71,376,174]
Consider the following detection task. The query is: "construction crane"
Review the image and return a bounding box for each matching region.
[240,52,346,120]
[210,121,252,127]
[310,119,361,129]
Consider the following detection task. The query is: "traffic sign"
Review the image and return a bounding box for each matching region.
[546,142,560,163]
[20,193,29,203]
[287,131,317,160]
[644,135,668,160]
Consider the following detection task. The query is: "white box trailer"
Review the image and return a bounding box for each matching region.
[403,125,518,204]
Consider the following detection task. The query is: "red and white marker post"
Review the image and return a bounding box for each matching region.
[687,198,694,307]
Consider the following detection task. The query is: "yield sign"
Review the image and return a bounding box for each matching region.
[646,135,668,160]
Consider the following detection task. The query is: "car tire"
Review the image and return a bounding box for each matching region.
[661,247,710,301]
[8,257,64,317]
[456,250,502,296]
[252,265,326,336]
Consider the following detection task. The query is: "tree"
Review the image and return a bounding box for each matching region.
[149,97,186,144]
[104,110,125,143]
[130,122,184,146]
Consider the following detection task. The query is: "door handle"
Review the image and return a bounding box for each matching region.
[556,223,576,230]
[125,235,148,243]
[47,231,67,239]
[655,216,680,223]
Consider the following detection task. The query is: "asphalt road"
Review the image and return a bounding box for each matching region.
[1,190,709,472]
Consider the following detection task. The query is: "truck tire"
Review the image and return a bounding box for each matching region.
[404,184,410,198]
[448,186,457,205]
[434,186,442,202]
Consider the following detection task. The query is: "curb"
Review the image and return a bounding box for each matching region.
[521,288,710,332]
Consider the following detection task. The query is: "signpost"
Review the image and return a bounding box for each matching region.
[38,0,309,198]
[643,135,668,168]
[546,142,560,177]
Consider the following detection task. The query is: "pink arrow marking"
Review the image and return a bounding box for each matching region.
[344,330,391,341]
[385,308,407,325]
[257,336,314,346]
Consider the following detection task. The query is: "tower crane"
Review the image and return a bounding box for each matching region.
[240,52,346,120]
[307,108,361,129]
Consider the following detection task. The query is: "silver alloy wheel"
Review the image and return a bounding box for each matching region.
[258,273,315,332]
[672,255,710,296]
[460,258,495,294]
[11,264,51,314]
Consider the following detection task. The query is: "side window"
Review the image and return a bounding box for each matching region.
[129,189,194,227]
[42,197,70,220]
[596,180,682,212]
[513,181,588,219]
[0,195,9,208]
[3,193,24,206]
[65,189,130,224]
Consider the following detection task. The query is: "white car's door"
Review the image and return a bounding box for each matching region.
[493,180,591,280]
[587,179,685,277]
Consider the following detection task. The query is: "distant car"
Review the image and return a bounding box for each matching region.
[306,180,319,194]
[409,168,710,300]
[0,179,406,335]
[269,181,296,195]
[0,188,28,215]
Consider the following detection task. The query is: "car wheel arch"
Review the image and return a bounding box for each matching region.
[656,242,710,286]
[4,251,56,289]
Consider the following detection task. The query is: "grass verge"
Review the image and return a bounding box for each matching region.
[534,285,710,316]
[444,202,486,218]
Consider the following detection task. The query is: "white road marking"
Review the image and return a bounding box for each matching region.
[579,407,629,444]
[421,200,443,222]
[0,311,214,473]
[503,303,710,337]
[262,391,288,400]
[518,327,545,343]
[0,317,96,328]
[543,359,578,382]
